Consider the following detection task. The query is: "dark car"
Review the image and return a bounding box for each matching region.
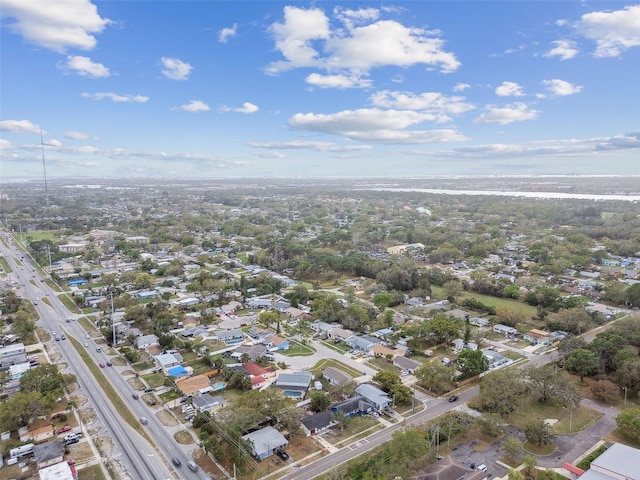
[448,395,459,402]
[132,394,139,400]
[106,361,113,366]
[172,458,182,467]
[144,387,153,393]
[276,450,290,461]
[99,363,105,368]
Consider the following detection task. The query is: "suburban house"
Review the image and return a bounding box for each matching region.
[492,324,518,337]
[451,339,478,352]
[135,334,159,350]
[482,348,510,369]
[327,327,354,342]
[19,423,54,443]
[372,344,403,359]
[230,344,267,362]
[176,374,211,397]
[192,394,226,414]
[345,335,377,354]
[154,353,182,374]
[34,441,64,469]
[310,320,337,336]
[247,327,273,343]
[393,356,421,374]
[263,334,290,352]
[241,426,288,461]
[216,329,245,345]
[272,300,291,312]
[246,297,273,309]
[322,367,353,386]
[275,371,313,399]
[523,329,552,346]
[0,343,27,368]
[219,300,242,315]
[469,317,490,327]
[243,362,277,379]
[301,395,374,436]
[355,384,392,411]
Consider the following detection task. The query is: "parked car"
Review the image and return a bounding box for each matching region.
[144,387,153,393]
[477,464,487,472]
[276,450,290,461]
[57,425,72,434]
[448,395,459,402]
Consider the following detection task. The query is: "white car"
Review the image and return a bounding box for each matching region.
[476,464,487,472]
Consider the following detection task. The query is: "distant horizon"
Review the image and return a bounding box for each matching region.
[1,1,638,178]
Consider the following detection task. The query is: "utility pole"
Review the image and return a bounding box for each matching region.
[111,290,116,347]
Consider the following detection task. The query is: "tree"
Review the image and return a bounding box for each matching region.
[310,391,331,412]
[502,436,523,464]
[590,332,628,374]
[615,360,640,397]
[456,349,490,378]
[373,370,401,393]
[591,380,620,403]
[414,360,453,395]
[557,337,587,362]
[332,409,348,431]
[564,349,598,382]
[616,408,640,441]
[524,418,557,447]
[329,380,357,400]
[546,308,593,335]
[443,280,463,300]
[424,314,461,344]
[259,310,280,329]
[0,390,51,430]
[479,369,526,416]
[20,364,65,400]
[525,364,580,406]
[507,469,525,480]
[476,413,503,438]
[523,455,538,479]
[388,383,412,405]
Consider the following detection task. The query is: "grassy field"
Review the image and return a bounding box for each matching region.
[507,401,602,434]
[308,358,363,378]
[282,339,315,356]
[431,286,537,320]
[0,256,12,273]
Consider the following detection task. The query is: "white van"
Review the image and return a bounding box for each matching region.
[476,464,487,472]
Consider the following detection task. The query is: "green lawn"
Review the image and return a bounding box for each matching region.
[0,256,12,274]
[142,372,166,388]
[308,358,362,378]
[507,401,602,434]
[282,339,315,356]
[322,340,351,353]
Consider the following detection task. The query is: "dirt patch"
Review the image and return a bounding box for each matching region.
[127,377,146,390]
[95,435,113,456]
[67,441,95,464]
[156,409,179,427]
[174,429,196,445]
[288,435,320,459]
[111,356,127,366]
[194,448,225,479]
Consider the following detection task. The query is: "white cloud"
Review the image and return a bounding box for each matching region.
[266,6,460,79]
[63,55,110,77]
[495,81,525,97]
[221,102,259,114]
[45,139,62,147]
[453,83,470,92]
[575,5,640,57]
[306,73,372,89]
[218,23,237,43]
[0,139,14,150]
[544,40,579,60]
[370,90,475,117]
[178,100,210,112]
[247,140,372,152]
[474,103,539,125]
[289,108,468,144]
[1,0,110,53]
[542,79,583,96]
[81,92,149,102]
[65,131,88,140]
[0,119,43,134]
[160,57,193,80]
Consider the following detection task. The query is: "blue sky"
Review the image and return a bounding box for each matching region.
[1,1,639,179]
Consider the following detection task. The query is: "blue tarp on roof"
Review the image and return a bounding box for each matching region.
[168,366,188,378]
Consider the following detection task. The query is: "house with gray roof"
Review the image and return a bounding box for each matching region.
[275,371,313,399]
[34,440,64,469]
[393,356,421,374]
[322,367,353,386]
[135,334,159,350]
[578,443,640,480]
[355,384,392,411]
[216,329,244,345]
[241,426,288,461]
[346,335,377,354]
[192,394,226,414]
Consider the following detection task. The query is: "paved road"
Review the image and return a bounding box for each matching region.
[1,232,201,480]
